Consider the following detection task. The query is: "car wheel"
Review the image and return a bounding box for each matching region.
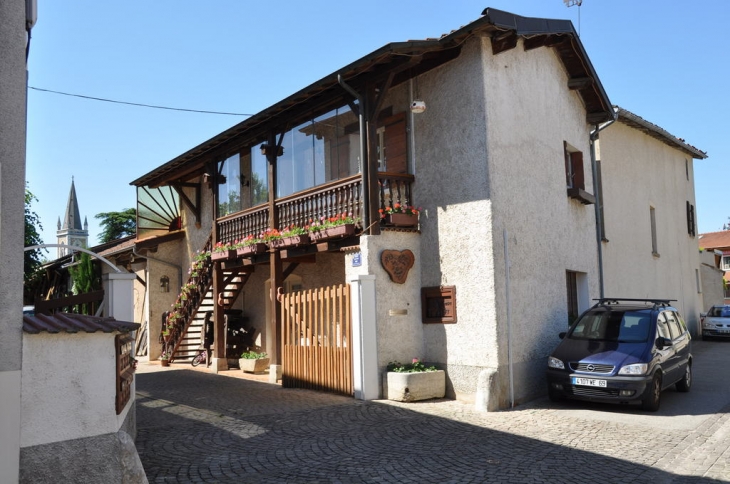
[641,373,662,411]
[548,386,563,402]
[676,364,692,392]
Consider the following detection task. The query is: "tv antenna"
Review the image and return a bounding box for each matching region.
[563,0,583,36]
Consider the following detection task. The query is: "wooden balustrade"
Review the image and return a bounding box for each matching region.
[216,173,414,243]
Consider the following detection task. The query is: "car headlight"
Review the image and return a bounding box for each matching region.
[703,321,716,329]
[548,356,564,369]
[618,363,648,375]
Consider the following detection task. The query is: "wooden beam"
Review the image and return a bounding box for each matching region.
[490,32,518,55]
[568,77,593,90]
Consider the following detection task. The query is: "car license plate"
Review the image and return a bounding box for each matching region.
[572,377,607,387]
[719,330,730,334]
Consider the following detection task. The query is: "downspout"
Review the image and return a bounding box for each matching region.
[589,115,617,299]
[503,229,514,408]
[337,75,370,232]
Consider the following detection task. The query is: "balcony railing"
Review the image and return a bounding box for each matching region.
[217,172,415,244]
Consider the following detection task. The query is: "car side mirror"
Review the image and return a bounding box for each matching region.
[559,332,566,339]
[700,312,707,318]
[655,337,672,349]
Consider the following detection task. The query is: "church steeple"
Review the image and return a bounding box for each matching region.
[56,177,89,258]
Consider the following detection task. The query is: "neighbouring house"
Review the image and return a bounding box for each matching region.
[698,230,730,305]
[698,248,724,311]
[598,107,707,332]
[129,8,706,410]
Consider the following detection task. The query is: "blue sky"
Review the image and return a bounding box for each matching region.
[26,0,729,249]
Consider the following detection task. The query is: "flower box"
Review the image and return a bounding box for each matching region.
[236,243,267,258]
[384,370,445,402]
[239,357,270,373]
[211,249,236,261]
[269,234,310,249]
[385,213,418,227]
[310,223,356,242]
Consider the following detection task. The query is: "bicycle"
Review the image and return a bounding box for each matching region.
[191,348,207,367]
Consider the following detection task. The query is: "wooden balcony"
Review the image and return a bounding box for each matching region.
[217,172,415,244]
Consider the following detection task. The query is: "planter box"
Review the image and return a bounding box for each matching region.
[384,370,445,402]
[384,213,418,227]
[239,357,270,373]
[236,243,267,258]
[310,224,356,242]
[269,234,310,249]
[211,249,236,261]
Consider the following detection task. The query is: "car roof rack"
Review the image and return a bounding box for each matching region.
[593,298,676,309]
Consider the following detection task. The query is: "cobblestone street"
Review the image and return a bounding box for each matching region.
[136,341,730,483]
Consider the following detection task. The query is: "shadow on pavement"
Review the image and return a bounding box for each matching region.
[135,369,726,483]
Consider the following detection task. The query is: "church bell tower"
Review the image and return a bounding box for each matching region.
[56,177,89,258]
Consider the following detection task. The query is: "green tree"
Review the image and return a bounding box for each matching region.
[68,251,99,314]
[95,208,137,243]
[24,186,45,284]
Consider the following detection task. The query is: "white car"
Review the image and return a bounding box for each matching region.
[701,305,730,339]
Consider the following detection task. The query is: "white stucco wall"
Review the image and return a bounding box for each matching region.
[410,35,599,406]
[699,250,724,311]
[599,121,703,332]
[21,332,133,447]
[346,232,423,374]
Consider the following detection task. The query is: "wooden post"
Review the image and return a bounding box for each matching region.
[265,132,283,368]
[209,161,227,370]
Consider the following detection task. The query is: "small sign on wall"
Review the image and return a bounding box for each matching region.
[421,286,457,324]
[352,252,362,267]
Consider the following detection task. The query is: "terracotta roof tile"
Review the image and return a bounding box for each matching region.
[698,231,730,250]
[23,312,140,335]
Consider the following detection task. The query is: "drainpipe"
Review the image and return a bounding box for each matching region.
[589,115,617,299]
[337,75,370,231]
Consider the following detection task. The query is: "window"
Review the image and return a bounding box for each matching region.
[686,201,696,237]
[650,206,659,256]
[218,153,241,217]
[722,256,730,271]
[275,105,360,198]
[656,313,671,339]
[665,311,683,339]
[564,141,595,204]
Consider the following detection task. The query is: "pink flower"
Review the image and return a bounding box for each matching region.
[412,358,419,363]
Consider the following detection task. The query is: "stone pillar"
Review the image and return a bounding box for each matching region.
[349,274,379,400]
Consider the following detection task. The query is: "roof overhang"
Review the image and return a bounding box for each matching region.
[131,8,614,189]
[615,106,707,159]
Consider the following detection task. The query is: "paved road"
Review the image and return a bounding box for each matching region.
[135,341,730,483]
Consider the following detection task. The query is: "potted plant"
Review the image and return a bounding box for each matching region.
[211,241,236,261]
[160,351,170,367]
[309,213,359,241]
[234,234,268,257]
[268,225,310,249]
[384,359,445,402]
[239,351,270,373]
[380,203,420,227]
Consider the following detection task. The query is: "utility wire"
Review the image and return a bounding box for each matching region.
[29,86,253,116]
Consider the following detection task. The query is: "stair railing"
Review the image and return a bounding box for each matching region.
[163,236,214,360]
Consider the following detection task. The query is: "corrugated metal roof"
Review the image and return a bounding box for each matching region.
[23,312,140,335]
[615,106,707,160]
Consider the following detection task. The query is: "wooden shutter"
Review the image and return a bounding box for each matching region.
[381,112,407,174]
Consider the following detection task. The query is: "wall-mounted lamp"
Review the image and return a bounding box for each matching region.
[260,144,283,157]
[160,275,170,293]
[410,100,426,114]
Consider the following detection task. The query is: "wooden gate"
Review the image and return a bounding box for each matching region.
[281,284,353,396]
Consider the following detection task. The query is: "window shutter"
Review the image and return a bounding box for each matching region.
[686,201,696,237]
[382,112,407,174]
[571,151,585,190]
